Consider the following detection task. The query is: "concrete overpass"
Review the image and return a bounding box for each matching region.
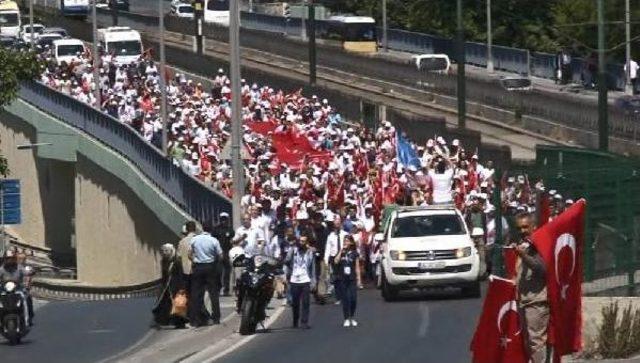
[0,83,230,287]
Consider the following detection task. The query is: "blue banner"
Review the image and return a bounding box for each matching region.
[396,131,421,169]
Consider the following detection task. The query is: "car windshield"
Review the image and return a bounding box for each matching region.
[179,5,193,13]
[207,0,229,11]
[391,214,466,238]
[58,44,84,56]
[107,40,141,56]
[0,13,19,27]
[24,25,44,33]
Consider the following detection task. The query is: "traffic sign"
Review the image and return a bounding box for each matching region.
[1,179,21,225]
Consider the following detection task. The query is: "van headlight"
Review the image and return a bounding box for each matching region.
[4,281,16,292]
[455,247,472,259]
[389,250,406,261]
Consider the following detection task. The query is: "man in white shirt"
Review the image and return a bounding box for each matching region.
[625,59,640,95]
[429,157,454,204]
[233,214,265,256]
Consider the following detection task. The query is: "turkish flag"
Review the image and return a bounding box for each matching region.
[531,199,586,357]
[470,276,528,363]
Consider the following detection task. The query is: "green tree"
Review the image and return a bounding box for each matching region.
[0,48,42,177]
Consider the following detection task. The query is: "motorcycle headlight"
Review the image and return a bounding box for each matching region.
[389,250,406,261]
[250,273,260,285]
[4,281,16,292]
[455,247,472,259]
[254,256,265,268]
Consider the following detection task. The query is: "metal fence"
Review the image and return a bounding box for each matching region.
[18,81,232,224]
[525,146,640,295]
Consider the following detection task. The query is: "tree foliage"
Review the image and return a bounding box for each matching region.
[0,48,42,177]
[322,0,640,61]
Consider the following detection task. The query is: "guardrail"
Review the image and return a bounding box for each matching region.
[30,278,160,301]
[18,81,232,225]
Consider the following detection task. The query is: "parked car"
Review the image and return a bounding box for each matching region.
[35,32,63,51]
[108,0,130,12]
[170,3,194,18]
[41,27,69,38]
[19,23,44,43]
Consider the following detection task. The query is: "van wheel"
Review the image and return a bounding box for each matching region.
[461,281,481,299]
[381,271,399,302]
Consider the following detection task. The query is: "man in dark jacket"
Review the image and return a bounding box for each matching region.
[214,212,234,296]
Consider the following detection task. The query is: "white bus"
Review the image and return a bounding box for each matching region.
[97,26,143,65]
[0,1,21,39]
[204,0,229,27]
[59,0,89,18]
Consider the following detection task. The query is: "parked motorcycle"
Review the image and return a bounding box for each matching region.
[231,249,281,335]
[0,281,30,345]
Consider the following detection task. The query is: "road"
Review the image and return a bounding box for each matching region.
[0,297,154,363]
[218,288,483,363]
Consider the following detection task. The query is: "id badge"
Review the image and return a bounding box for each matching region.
[343,266,351,275]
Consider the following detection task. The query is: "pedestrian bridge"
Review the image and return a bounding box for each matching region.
[0,81,230,287]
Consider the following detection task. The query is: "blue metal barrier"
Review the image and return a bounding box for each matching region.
[18,81,232,224]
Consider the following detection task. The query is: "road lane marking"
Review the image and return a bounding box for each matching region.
[417,303,430,338]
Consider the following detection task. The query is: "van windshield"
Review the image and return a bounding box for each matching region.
[58,44,84,57]
[107,40,141,56]
[207,0,228,11]
[0,13,19,27]
[391,214,465,238]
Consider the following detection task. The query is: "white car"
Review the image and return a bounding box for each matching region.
[170,3,194,18]
[20,23,44,43]
[53,38,86,65]
[379,205,481,301]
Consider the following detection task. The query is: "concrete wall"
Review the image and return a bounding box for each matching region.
[75,155,170,286]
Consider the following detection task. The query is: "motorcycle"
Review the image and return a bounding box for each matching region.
[231,248,281,335]
[0,281,30,345]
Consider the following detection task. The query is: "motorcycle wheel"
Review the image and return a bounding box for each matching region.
[239,297,257,335]
[5,319,20,345]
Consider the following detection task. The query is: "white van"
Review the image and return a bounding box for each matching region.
[0,1,21,39]
[378,205,481,301]
[53,38,86,65]
[97,26,142,65]
[412,54,451,74]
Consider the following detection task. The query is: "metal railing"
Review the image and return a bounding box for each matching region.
[18,81,232,224]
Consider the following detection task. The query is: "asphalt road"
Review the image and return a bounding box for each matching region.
[218,287,483,363]
[0,297,154,363]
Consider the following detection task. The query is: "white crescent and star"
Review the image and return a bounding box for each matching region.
[554,233,576,299]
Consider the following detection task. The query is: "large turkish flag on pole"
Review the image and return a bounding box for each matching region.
[470,276,528,363]
[531,199,586,357]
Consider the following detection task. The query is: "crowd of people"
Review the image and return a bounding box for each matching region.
[32,45,577,334]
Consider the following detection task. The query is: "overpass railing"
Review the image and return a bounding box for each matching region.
[18,81,232,224]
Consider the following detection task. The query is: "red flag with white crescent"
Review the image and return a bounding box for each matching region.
[502,246,518,280]
[470,276,528,363]
[531,199,586,357]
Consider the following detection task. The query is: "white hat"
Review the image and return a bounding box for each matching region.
[220,212,230,218]
[507,177,515,183]
[554,194,563,200]
[471,228,484,237]
[566,199,574,204]
[436,136,445,144]
[408,165,418,172]
[452,139,460,146]
[549,189,557,196]
[295,210,309,220]
[426,139,435,147]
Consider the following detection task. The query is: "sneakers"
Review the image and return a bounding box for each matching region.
[343,319,351,327]
[350,319,358,327]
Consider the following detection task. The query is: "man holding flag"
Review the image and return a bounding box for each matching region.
[512,212,550,363]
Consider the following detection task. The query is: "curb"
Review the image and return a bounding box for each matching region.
[30,279,161,301]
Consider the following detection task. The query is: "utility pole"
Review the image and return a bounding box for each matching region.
[597,0,608,151]
[382,0,388,52]
[456,0,466,129]
[110,0,118,26]
[625,0,632,95]
[308,2,316,85]
[301,0,307,41]
[194,0,204,55]
[230,0,243,229]
[159,0,168,155]
[486,0,493,73]
[92,0,101,108]
[29,0,34,49]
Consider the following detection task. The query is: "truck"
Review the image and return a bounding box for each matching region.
[377,205,482,301]
[97,26,142,65]
[0,1,20,39]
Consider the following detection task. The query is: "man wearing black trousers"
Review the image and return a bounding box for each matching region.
[189,220,223,327]
[285,234,316,329]
[214,212,234,296]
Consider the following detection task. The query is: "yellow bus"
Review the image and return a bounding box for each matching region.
[0,0,20,38]
[323,16,377,53]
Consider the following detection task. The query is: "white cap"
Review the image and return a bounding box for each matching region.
[295,210,309,220]
[220,212,230,218]
[436,136,445,144]
[452,139,460,146]
[471,227,484,237]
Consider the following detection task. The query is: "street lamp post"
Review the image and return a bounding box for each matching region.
[159,0,168,155]
[597,0,608,151]
[625,0,632,95]
[29,0,34,49]
[382,0,388,52]
[486,0,493,73]
[230,0,243,229]
[92,0,101,107]
[456,0,466,129]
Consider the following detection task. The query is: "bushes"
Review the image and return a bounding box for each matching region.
[591,301,640,359]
